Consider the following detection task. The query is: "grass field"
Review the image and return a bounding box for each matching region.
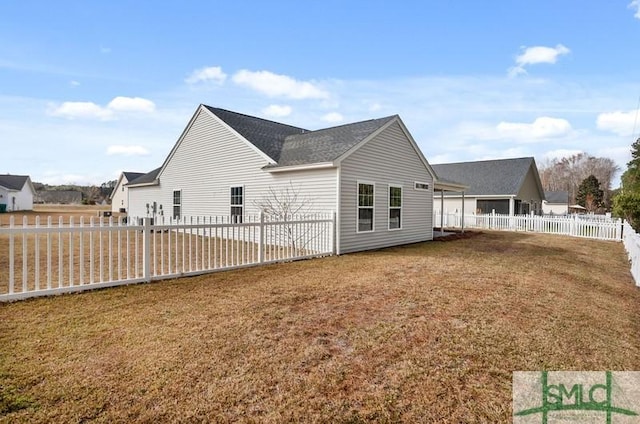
[1,231,639,423]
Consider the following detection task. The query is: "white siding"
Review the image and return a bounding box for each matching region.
[128,108,337,221]
[433,196,477,216]
[1,180,34,211]
[111,174,129,213]
[517,166,544,213]
[339,122,434,254]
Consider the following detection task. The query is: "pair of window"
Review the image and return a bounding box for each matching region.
[357,183,402,232]
[172,187,244,222]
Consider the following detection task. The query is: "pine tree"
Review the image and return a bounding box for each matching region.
[576,175,603,212]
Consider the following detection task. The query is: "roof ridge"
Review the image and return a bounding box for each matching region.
[433,156,533,166]
[203,105,308,132]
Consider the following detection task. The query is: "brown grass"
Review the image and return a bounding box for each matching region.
[1,231,639,423]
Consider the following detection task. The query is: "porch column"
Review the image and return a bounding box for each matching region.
[509,197,515,216]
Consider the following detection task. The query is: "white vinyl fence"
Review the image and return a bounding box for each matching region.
[0,213,335,301]
[622,220,640,287]
[434,211,623,241]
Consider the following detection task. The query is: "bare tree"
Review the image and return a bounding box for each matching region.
[538,152,620,208]
[253,183,319,252]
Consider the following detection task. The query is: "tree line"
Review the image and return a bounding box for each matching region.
[538,153,619,212]
[34,180,117,205]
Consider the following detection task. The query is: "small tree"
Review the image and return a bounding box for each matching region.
[253,183,317,252]
[613,138,640,229]
[576,175,603,212]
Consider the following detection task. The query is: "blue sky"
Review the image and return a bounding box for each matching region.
[1,1,640,186]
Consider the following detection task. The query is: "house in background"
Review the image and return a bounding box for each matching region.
[432,157,545,216]
[0,174,35,212]
[542,191,569,215]
[128,105,447,254]
[111,171,145,213]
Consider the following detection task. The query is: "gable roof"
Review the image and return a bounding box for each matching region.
[0,174,30,191]
[123,172,145,182]
[544,191,569,204]
[206,106,401,168]
[204,106,307,162]
[432,157,540,196]
[126,167,162,187]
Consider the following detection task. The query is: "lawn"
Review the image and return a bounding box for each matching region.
[1,231,639,423]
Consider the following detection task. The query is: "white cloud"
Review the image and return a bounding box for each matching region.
[508,44,570,77]
[262,104,292,118]
[369,102,382,112]
[596,109,640,136]
[108,96,156,113]
[496,117,573,140]
[106,145,150,156]
[70,80,80,87]
[232,69,329,99]
[629,0,640,19]
[100,46,111,54]
[48,101,113,120]
[48,96,156,120]
[322,112,344,123]
[541,149,583,160]
[185,66,227,85]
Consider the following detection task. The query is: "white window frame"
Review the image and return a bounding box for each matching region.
[414,181,429,191]
[388,184,403,231]
[230,185,244,223]
[356,181,375,233]
[172,190,181,220]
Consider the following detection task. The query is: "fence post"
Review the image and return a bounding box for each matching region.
[143,217,151,282]
[258,212,265,264]
[332,211,337,255]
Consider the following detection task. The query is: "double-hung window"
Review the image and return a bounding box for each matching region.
[389,185,402,230]
[357,182,374,232]
[173,190,181,220]
[230,186,244,223]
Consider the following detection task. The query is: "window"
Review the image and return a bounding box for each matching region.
[414,182,429,190]
[389,185,402,230]
[357,182,374,232]
[230,186,243,223]
[173,190,181,220]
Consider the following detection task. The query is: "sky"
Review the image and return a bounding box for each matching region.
[1,1,640,187]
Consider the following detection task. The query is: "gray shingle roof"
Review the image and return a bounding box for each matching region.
[431,157,537,196]
[205,106,307,162]
[205,106,396,167]
[274,116,397,167]
[123,172,145,182]
[0,174,29,191]
[127,167,161,186]
[544,191,568,204]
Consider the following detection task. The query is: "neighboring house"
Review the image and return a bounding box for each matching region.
[35,190,83,205]
[128,105,444,254]
[110,171,145,213]
[542,191,569,215]
[0,174,35,212]
[432,157,545,215]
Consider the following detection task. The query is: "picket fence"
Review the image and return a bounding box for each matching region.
[0,213,336,301]
[434,211,623,241]
[622,220,640,287]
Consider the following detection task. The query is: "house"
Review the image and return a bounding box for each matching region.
[35,190,83,205]
[431,157,545,216]
[542,191,569,215]
[0,174,35,212]
[128,105,447,254]
[110,171,145,213]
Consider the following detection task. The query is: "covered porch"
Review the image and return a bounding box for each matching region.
[434,179,468,237]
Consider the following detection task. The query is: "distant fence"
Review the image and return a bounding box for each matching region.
[0,213,335,301]
[622,221,640,287]
[434,211,623,242]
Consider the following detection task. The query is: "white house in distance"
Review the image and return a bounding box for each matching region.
[128,105,455,254]
[431,157,545,216]
[0,174,35,212]
[110,171,144,213]
[542,191,569,215]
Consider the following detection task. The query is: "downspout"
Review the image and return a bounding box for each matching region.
[440,190,444,233]
[335,166,341,255]
[461,191,465,233]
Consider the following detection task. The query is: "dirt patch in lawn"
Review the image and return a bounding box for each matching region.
[1,231,639,423]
